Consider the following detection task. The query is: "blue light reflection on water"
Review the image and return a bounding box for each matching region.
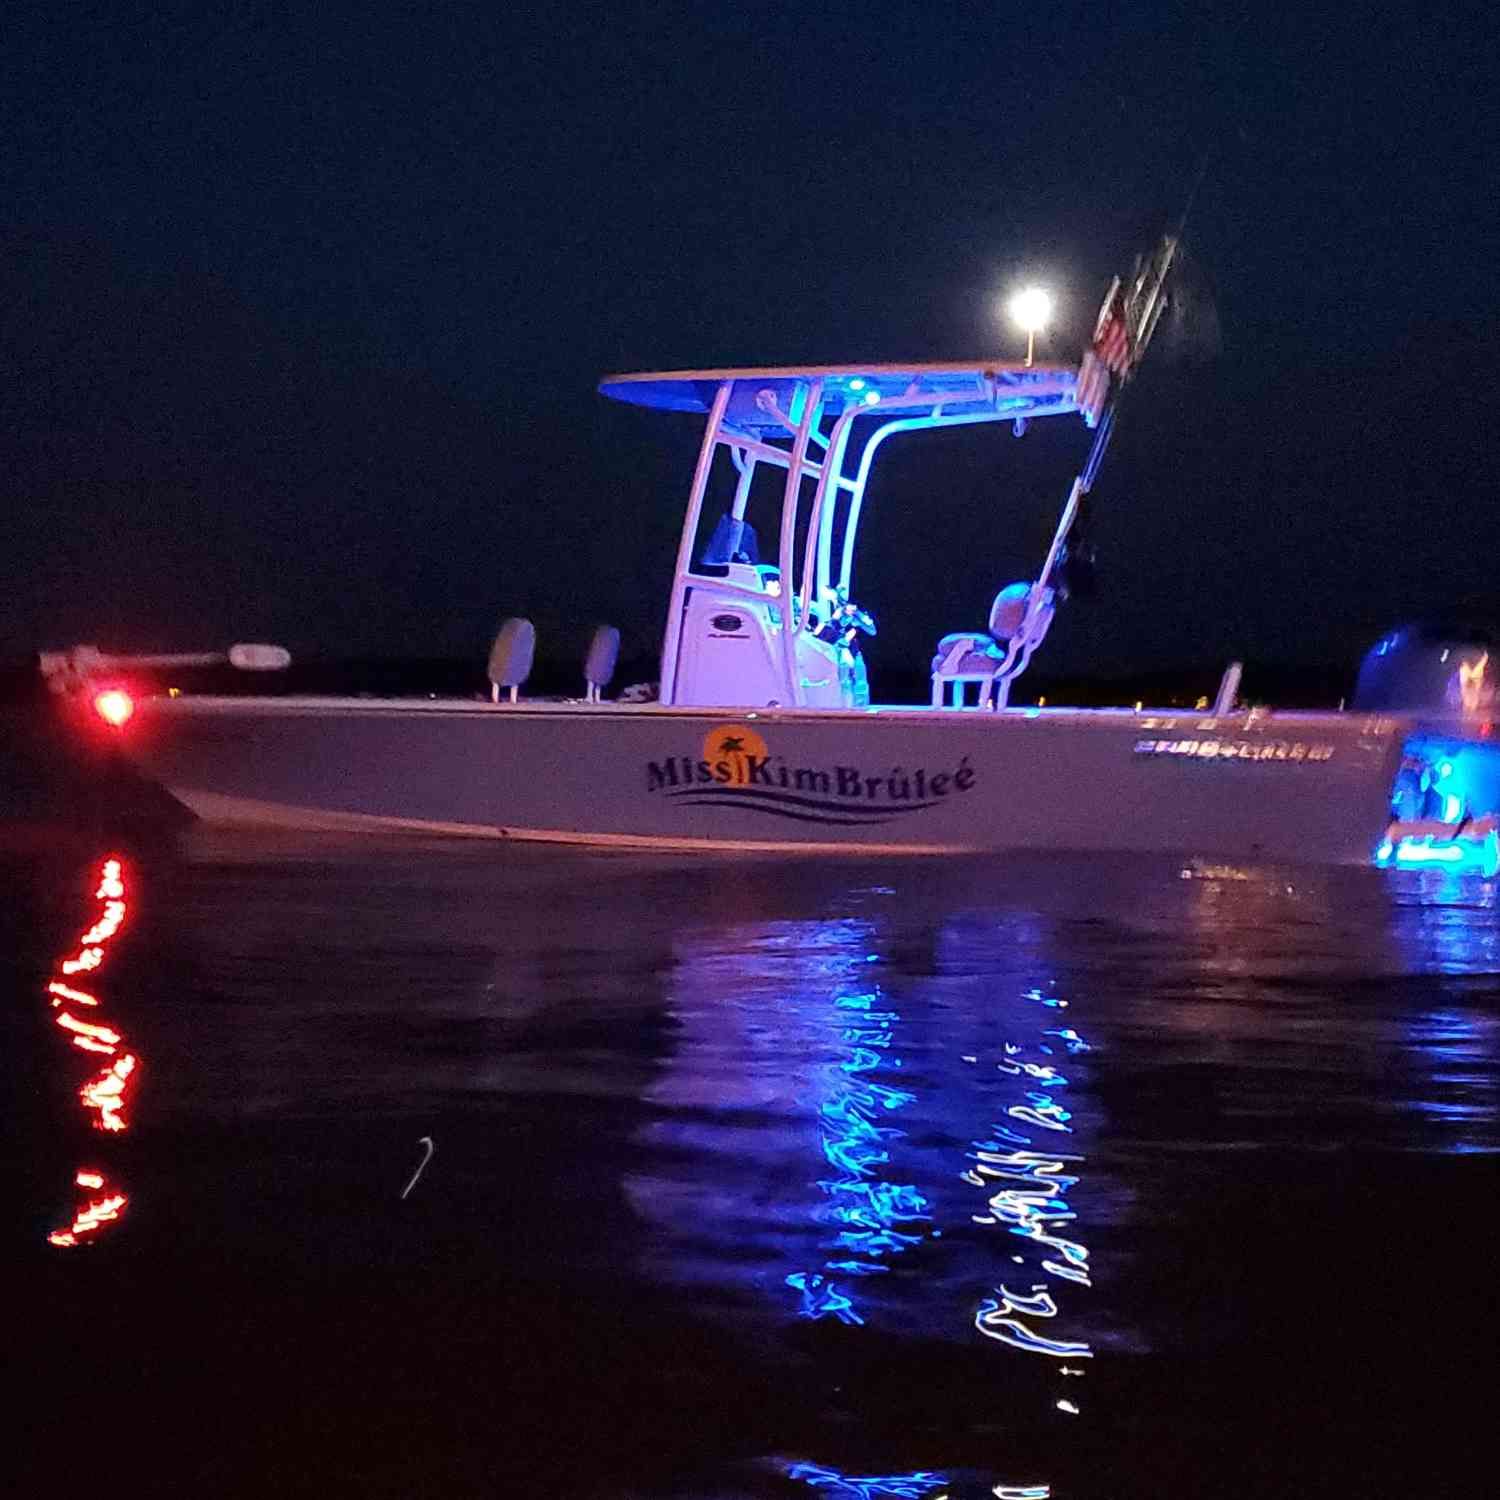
[627,860,1498,1496]
[638,902,1092,1497]
[1400,1006,1497,1146]
[1392,867,1500,974]
[786,968,932,1325]
[785,1462,949,1499]
[17,838,1500,1500]
[1388,870,1500,1151]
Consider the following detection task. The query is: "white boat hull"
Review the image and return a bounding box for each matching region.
[121,697,1411,864]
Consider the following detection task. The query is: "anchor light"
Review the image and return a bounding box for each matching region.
[1008,287,1054,366]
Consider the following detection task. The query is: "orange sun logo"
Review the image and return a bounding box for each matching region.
[702,723,769,785]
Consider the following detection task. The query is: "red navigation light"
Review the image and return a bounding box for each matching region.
[93,688,135,727]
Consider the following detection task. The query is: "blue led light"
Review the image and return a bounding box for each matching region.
[787,382,810,426]
[1375,831,1500,876]
[1378,735,1500,875]
[1398,839,1471,867]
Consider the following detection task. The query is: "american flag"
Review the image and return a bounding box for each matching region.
[1076,239,1181,423]
[1074,350,1110,428]
[1091,276,1132,375]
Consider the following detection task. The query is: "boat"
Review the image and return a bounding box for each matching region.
[48,242,1500,865]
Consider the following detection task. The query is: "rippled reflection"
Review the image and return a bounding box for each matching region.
[786,939,933,1325]
[1383,870,1500,1152]
[634,898,1100,1496]
[14,835,1500,1497]
[787,1462,948,1498]
[1399,1005,1498,1151]
[961,978,1095,1436]
[1393,866,1500,975]
[46,855,137,1247]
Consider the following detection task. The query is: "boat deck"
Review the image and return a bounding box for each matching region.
[149,694,1382,733]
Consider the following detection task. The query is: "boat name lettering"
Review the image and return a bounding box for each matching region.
[646,752,977,802]
[1133,738,1335,763]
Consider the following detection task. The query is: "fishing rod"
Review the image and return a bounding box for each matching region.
[38,642,291,694]
[1000,163,1212,698]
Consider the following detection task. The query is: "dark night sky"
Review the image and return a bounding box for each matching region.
[3,3,1495,682]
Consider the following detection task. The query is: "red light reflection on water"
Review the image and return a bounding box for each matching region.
[48,1186,129,1247]
[81,1054,138,1133]
[54,1012,122,1049]
[48,980,99,1006]
[46,856,138,1247]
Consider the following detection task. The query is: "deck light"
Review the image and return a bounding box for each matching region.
[1008,287,1054,366]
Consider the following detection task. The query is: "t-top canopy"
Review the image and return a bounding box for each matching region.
[598,363,1078,432]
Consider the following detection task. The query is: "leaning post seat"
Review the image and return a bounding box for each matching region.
[931,583,1033,709]
[488,617,536,703]
[583,625,620,703]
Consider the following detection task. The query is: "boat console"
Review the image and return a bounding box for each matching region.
[600,363,1085,712]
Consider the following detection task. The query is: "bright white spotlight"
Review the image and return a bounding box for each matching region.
[1008,286,1054,333]
[1008,286,1054,366]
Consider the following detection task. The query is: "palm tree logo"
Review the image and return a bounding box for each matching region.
[701,724,769,786]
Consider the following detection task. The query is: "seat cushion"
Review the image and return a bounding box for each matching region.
[988,582,1033,639]
[931,633,1006,676]
[488,616,536,687]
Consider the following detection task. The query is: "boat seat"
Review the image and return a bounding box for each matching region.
[931,583,1033,709]
[583,624,620,703]
[488,617,536,703]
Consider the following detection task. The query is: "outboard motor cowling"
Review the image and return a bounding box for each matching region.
[1352,624,1494,715]
[1360,623,1500,874]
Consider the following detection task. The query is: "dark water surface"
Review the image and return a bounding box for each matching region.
[6,833,1497,1497]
